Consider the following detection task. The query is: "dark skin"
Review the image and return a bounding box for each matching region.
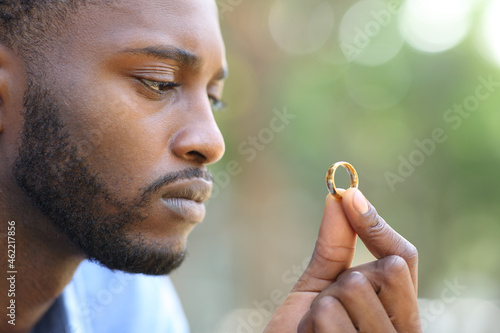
[265,189,421,332]
[0,1,225,332]
[0,1,420,332]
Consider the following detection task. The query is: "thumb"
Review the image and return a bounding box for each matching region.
[293,193,357,293]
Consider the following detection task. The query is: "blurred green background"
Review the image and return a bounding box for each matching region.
[171,0,500,331]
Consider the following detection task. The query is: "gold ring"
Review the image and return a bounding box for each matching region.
[326,161,359,199]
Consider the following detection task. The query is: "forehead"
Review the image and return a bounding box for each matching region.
[53,0,225,67]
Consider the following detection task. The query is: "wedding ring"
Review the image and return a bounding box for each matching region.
[326,161,359,199]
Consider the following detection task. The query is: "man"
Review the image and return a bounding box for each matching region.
[0,0,421,332]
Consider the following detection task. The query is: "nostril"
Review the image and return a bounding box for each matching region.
[186,151,206,164]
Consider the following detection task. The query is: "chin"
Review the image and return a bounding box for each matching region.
[97,243,187,276]
[83,228,189,276]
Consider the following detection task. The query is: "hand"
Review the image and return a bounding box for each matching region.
[263,188,420,332]
[297,255,421,332]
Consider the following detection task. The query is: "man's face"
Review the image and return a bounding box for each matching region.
[12,0,226,275]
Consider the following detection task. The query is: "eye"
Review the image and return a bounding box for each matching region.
[141,78,181,93]
[209,95,227,112]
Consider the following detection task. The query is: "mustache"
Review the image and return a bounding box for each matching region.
[142,167,213,197]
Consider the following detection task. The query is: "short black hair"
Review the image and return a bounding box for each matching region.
[0,1,113,60]
[0,1,76,47]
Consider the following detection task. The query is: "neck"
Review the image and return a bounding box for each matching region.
[0,188,84,333]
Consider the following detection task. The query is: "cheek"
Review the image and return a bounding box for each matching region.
[62,91,176,197]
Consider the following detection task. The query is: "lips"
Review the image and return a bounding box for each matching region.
[160,178,212,222]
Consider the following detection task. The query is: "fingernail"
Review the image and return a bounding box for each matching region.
[353,190,369,214]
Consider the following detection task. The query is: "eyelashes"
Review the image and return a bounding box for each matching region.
[139,78,226,112]
[141,78,181,92]
[209,96,227,112]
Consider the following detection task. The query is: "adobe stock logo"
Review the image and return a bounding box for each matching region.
[215,257,311,333]
[339,0,404,66]
[210,106,296,199]
[217,0,245,20]
[419,278,468,331]
[385,74,500,191]
[268,0,404,67]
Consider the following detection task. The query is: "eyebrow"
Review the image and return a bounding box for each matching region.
[121,45,228,81]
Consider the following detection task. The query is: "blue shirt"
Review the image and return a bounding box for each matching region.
[31,260,190,333]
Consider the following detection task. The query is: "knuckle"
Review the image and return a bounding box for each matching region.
[364,207,381,229]
[404,243,419,261]
[388,240,418,266]
[339,271,370,299]
[379,255,409,279]
[311,295,340,317]
[344,271,368,286]
[365,212,390,238]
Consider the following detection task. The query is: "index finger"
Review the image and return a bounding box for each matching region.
[340,188,418,292]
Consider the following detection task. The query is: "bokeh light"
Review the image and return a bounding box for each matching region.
[478,0,500,67]
[339,0,405,66]
[268,0,335,55]
[172,1,500,332]
[399,0,475,53]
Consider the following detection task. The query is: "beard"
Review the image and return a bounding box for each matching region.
[12,77,210,275]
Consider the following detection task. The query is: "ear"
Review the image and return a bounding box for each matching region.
[0,43,27,135]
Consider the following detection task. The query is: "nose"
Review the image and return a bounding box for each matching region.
[170,100,225,165]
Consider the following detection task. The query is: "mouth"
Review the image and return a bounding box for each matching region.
[160,178,212,222]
